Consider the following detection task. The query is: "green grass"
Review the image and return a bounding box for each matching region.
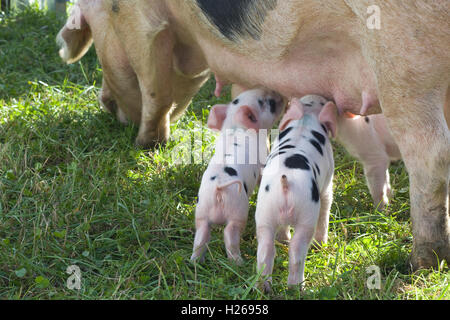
[0,7,448,300]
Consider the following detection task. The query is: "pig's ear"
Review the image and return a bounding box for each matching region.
[207,104,228,131]
[56,6,93,64]
[318,101,338,138]
[279,99,304,131]
[234,105,260,130]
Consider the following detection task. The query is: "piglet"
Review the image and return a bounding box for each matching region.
[255,95,336,291]
[336,113,401,209]
[191,88,285,264]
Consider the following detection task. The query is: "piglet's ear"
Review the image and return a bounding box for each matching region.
[318,101,338,138]
[234,105,260,130]
[279,99,304,131]
[207,104,228,131]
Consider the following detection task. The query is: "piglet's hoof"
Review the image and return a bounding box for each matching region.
[409,241,450,271]
[259,281,272,295]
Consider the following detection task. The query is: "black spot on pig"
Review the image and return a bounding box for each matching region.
[314,163,320,175]
[311,179,319,202]
[365,116,370,123]
[284,154,310,170]
[309,139,323,155]
[278,138,291,147]
[311,130,326,145]
[196,0,278,41]
[244,182,248,195]
[269,99,277,113]
[278,126,293,141]
[224,166,238,176]
[278,144,295,151]
[265,184,270,192]
[233,99,239,105]
[321,124,328,133]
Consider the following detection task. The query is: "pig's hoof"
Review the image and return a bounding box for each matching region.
[190,254,205,264]
[310,239,327,250]
[228,255,244,266]
[409,241,450,271]
[135,134,168,149]
[287,282,305,292]
[260,281,272,294]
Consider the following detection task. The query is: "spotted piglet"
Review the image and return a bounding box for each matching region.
[191,88,285,264]
[255,95,337,291]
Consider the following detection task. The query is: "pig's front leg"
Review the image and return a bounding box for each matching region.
[380,88,450,270]
[110,6,175,148]
[134,28,174,147]
[256,225,276,293]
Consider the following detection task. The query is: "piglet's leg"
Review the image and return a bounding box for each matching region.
[362,158,391,210]
[191,219,211,263]
[287,224,316,289]
[224,220,246,265]
[313,182,333,247]
[256,226,276,293]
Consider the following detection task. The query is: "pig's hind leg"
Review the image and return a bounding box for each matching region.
[256,225,276,293]
[224,220,246,264]
[191,219,211,263]
[288,205,319,289]
[313,180,333,247]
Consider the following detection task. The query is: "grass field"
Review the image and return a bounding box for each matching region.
[0,7,448,300]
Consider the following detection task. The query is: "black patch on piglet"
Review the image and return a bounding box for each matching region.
[196,0,278,41]
[224,166,238,176]
[269,99,277,113]
[311,179,319,202]
[311,130,326,145]
[284,154,310,170]
[314,163,321,175]
[309,139,323,156]
[278,126,293,141]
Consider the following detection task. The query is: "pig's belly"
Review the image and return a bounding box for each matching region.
[200,35,380,116]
